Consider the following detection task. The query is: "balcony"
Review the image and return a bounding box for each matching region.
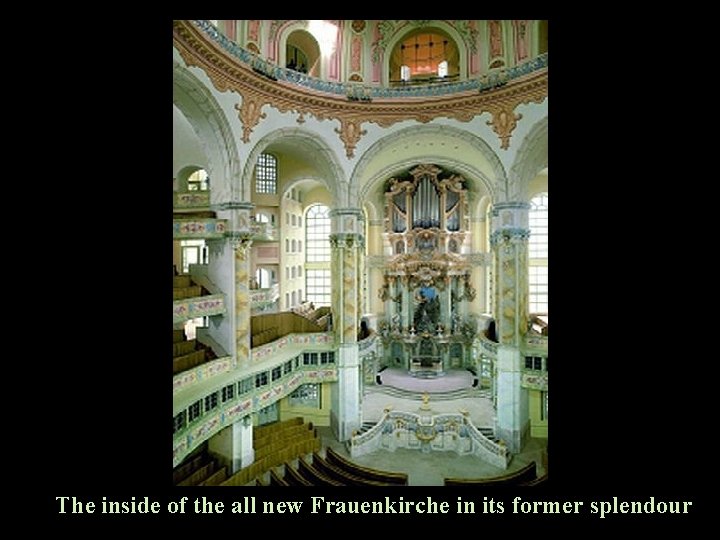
[251,221,277,242]
[173,218,227,239]
[174,191,210,209]
[173,293,226,324]
[250,283,280,313]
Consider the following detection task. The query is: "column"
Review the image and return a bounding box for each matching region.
[208,416,254,474]
[329,208,364,441]
[490,201,530,453]
[227,202,254,368]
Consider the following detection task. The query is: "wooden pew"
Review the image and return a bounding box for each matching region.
[297,457,344,486]
[444,461,537,486]
[312,452,393,487]
[283,463,313,486]
[269,469,289,486]
[325,447,408,485]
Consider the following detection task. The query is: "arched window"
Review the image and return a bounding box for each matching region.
[187,169,209,191]
[529,192,548,314]
[255,153,277,194]
[390,30,459,85]
[305,204,331,306]
[305,205,331,262]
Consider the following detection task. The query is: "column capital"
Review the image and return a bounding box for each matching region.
[330,232,364,250]
[490,228,530,247]
[228,231,253,253]
[330,207,365,235]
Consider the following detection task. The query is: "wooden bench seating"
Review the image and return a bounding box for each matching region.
[312,452,393,487]
[325,447,408,485]
[283,463,313,486]
[297,457,344,486]
[443,461,537,486]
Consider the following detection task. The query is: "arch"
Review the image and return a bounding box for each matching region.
[176,165,206,192]
[242,127,345,205]
[382,21,468,86]
[277,21,325,78]
[173,60,241,205]
[352,124,506,205]
[388,28,460,85]
[508,116,548,202]
[285,29,321,76]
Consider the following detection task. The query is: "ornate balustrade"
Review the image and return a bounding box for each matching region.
[250,284,280,310]
[172,293,226,324]
[173,333,337,467]
[172,218,228,239]
[350,409,508,469]
[174,191,210,209]
[189,20,547,99]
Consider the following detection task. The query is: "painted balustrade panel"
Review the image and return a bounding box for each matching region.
[173,355,236,395]
[172,362,338,467]
[173,293,226,323]
[173,219,228,239]
[521,372,548,391]
[174,191,210,209]
[251,332,334,361]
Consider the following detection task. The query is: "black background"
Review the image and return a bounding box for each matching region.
[27,16,703,530]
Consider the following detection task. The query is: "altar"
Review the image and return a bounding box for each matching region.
[376,164,478,377]
[409,357,444,377]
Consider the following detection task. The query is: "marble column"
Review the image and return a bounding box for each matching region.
[490,201,530,453]
[329,208,364,441]
[208,415,254,474]
[227,202,254,368]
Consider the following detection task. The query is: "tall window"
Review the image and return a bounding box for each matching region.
[305,204,331,306]
[529,193,548,313]
[305,205,331,262]
[255,153,277,194]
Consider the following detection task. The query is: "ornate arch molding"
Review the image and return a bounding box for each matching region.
[354,124,505,204]
[173,20,547,159]
[508,116,547,202]
[173,60,242,203]
[241,126,345,206]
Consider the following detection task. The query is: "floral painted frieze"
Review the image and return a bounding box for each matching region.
[174,191,210,208]
[173,294,226,323]
[173,355,235,395]
[522,372,548,391]
[173,218,228,239]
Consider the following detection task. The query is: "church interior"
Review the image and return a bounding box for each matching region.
[172,19,548,487]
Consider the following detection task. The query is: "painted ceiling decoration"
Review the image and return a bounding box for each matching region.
[173,20,547,158]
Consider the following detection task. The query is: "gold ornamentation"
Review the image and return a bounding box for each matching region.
[173,21,547,155]
[349,73,363,82]
[235,96,267,143]
[486,105,523,150]
[335,119,367,158]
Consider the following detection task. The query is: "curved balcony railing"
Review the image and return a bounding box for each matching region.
[172,218,227,239]
[350,409,508,468]
[173,293,226,324]
[173,333,337,467]
[189,20,548,100]
[174,191,211,209]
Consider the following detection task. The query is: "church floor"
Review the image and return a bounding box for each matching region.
[316,426,547,486]
[311,368,546,486]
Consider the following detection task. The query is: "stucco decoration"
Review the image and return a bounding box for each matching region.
[174,20,547,157]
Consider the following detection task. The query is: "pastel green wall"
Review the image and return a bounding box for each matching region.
[528,388,547,438]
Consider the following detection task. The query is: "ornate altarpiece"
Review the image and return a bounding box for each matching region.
[377,164,477,376]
